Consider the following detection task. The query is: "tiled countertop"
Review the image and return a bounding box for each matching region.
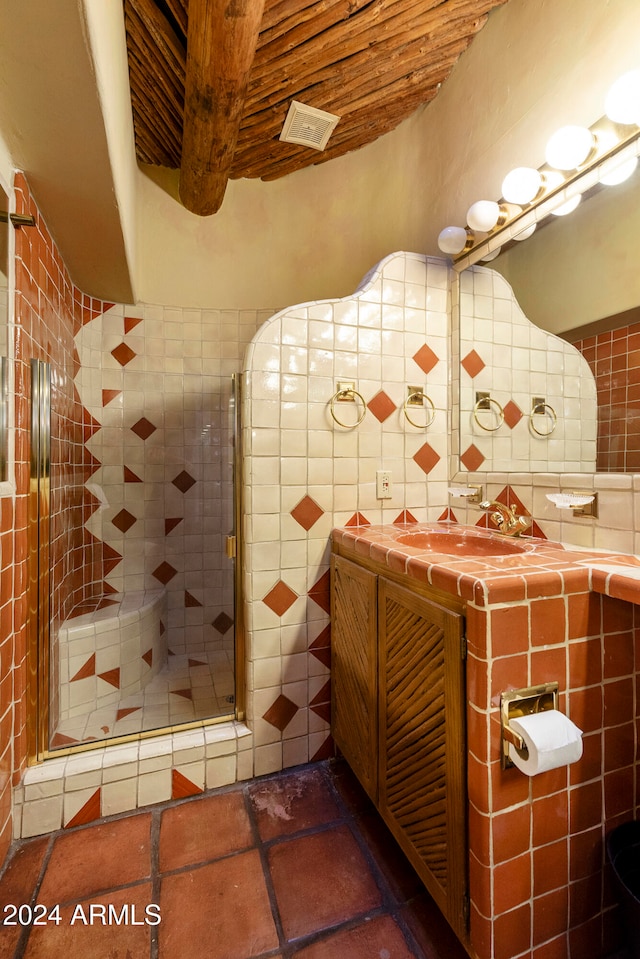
[331,522,640,607]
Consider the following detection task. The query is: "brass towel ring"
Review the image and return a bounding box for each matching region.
[529,401,557,436]
[403,390,436,429]
[329,388,367,428]
[473,395,504,432]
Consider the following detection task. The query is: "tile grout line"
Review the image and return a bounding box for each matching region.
[11,833,56,959]
[149,809,161,959]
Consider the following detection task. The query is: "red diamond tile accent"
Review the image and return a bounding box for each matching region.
[311,702,331,723]
[71,653,96,682]
[413,442,441,475]
[413,344,439,375]
[393,510,418,525]
[367,390,396,423]
[142,649,153,667]
[124,466,143,483]
[308,570,330,613]
[310,624,331,650]
[310,680,331,706]
[172,769,203,800]
[97,597,119,610]
[263,581,298,617]
[291,495,324,531]
[111,508,136,533]
[172,470,196,493]
[345,512,370,527]
[65,788,101,829]
[111,342,136,367]
[461,350,486,378]
[213,612,234,634]
[438,507,459,523]
[98,668,120,689]
[503,400,523,429]
[102,389,121,406]
[153,562,178,585]
[310,645,331,668]
[311,735,334,762]
[131,417,157,440]
[83,411,101,442]
[460,444,486,471]
[124,315,143,333]
[116,707,141,722]
[50,732,79,748]
[263,694,299,731]
[171,689,194,700]
[189,659,206,667]
[165,517,183,535]
[185,591,202,607]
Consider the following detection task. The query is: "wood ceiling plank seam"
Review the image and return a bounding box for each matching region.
[160,0,188,38]
[243,5,488,111]
[255,0,381,55]
[258,0,354,35]
[130,83,182,160]
[237,30,471,140]
[127,43,185,124]
[128,56,184,142]
[125,0,186,82]
[131,97,182,165]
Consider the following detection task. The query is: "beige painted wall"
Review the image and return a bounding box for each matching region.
[135,0,640,311]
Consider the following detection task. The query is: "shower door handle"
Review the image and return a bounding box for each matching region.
[225,534,236,559]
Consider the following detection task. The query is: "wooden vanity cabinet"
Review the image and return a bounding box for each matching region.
[331,553,468,942]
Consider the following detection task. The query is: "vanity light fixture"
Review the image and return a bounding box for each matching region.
[438,66,640,268]
[604,69,640,125]
[544,125,595,171]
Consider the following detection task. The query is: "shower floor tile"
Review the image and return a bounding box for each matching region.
[1,759,471,959]
[52,650,235,748]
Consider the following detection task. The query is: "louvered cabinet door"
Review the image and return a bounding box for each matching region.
[330,555,378,801]
[378,577,468,940]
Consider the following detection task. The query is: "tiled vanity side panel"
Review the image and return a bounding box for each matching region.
[243,252,452,777]
[465,589,638,959]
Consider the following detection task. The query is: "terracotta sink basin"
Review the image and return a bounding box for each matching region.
[395,528,528,557]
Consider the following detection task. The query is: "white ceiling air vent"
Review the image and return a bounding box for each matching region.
[279,101,341,151]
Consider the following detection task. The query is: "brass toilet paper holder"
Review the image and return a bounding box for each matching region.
[500,682,559,769]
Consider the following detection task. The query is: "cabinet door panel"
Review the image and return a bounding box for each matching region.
[330,555,378,799]
[378,577,467,939]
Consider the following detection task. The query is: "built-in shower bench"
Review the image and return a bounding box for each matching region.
[58,589,167,721]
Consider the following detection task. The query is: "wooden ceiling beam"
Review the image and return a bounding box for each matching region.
[179,0,266,215]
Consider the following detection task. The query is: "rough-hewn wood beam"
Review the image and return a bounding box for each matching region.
[179,0,266,215]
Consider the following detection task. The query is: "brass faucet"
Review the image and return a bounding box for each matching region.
[479,500,531,537]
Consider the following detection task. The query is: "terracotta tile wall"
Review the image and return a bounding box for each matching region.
[466,586,637,959]
[571,323,640,472]
[0,175,111,863]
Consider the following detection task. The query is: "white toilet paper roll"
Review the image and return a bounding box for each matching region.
[508,710,583,776]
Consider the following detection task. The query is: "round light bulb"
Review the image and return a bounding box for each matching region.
[605,70,640,125]
[437,226,469,255]
[545,125,594,170]
[551,194,582,216]
[513,223,537,241]
[466,200,500,232]
[480,247,501,262]
[501,167,542,204]
[599,155,638,186]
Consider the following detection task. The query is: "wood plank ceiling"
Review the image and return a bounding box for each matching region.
[123,0,508,215]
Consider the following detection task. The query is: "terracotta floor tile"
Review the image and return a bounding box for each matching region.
[292,914,418,958]
[248,766,341,841]
[0,837,50,959]
[158,850,278,959]
[22,883,154,959]
[268,824,382,941]
[355,810,424,904]
[159,789,253,872]
[37,814,152,905]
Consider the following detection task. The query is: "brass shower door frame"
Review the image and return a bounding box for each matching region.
[26,358,51,764]
[231,372,246,721]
